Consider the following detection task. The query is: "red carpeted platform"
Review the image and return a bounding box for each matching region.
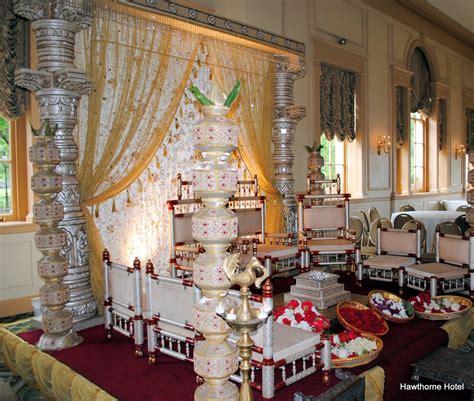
[19,325,338,401]
[19,318,458,401]
[17,272,471,400]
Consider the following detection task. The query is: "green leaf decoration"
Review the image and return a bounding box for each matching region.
[403,300,414,316]
[224,80,240,108]
[305,143,324,153]
[188,86,215,106]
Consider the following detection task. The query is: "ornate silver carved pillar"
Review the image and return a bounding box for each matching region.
[15,0,97,322]
[272,55,306,233]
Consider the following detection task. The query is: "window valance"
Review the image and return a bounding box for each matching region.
[0,2,27,119]
[396,86,404,147]
[410,48,432,116]
[320,63,356,142]
[467,108,474,151]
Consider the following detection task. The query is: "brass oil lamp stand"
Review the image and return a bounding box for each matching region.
[217,255,271,401]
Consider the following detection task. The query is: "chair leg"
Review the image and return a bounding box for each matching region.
[148,351,157,365]
[398,267,404,295]
[429,276,438,297]
[356,262,363,286]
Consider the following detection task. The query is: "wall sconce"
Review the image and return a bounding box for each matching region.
[376,136,391,155]
[454,144,466,159]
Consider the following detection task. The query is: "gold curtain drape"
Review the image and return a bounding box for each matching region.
[77,14,199,306]
[206,42,284,233]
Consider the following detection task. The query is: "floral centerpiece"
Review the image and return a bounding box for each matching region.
[336,301,389,336]
[368,290,414,323]
[330,330,383,368]
[408,293,471,320]
[274,299,330,333]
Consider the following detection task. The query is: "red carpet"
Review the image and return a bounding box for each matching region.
[19,325,338,401]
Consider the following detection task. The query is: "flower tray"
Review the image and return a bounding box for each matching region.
[332,333,383,369]
[368,290,414,323]
[336,301,389,337]
[413,296,472,321]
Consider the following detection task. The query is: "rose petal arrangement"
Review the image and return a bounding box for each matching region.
[339,306,387,334]
[331,330,378,359]
[370,292,414,319]
[409,293,467,314]
[274,299,330,333]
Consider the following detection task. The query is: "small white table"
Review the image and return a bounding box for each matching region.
[391,211,464,251]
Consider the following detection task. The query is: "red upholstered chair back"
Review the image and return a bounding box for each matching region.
[297,193,350,239]
[378,227,420,257]
[437,233,471,266]
[303,206,346,230]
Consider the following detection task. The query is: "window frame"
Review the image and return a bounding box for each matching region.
[320,134,347,193]
[409,111,427,193]
[0,115,28,222]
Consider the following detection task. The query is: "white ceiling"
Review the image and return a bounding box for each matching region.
[427,0,474,33]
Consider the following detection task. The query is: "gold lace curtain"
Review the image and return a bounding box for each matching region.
[77,14,199,306]
[207,42,283,233]
[76,9,284,305]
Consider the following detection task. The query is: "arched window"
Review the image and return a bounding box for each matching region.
[409,48,432,192]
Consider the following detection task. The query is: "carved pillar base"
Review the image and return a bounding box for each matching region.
[37,328,83,350]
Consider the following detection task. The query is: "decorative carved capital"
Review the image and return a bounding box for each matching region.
[53,1,92,30]
[14,0,92,29]
[14,0,50,20]
[284,105,307,121]
[15,69,52,91]
[274,54,306,79]
[53,69,91,94]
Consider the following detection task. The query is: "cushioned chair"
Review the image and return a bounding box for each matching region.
[393,213,414,229]
[170,173,303,278]
[349,216,364,245]
[399,204,415,212]
[405,228,473,298]
[167,188,204,278]
[103,250,145,357]
[368,207,382,224]
[357,222,421,293]
[360,218,392,260]
[456,205,470,212]
[403,220,433,262]
[438,221,462,236]
[455,214,470,235]
[297,193,360,272]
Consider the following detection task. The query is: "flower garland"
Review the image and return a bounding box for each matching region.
[339,306,386,334]
[331,331,378,359]
[409,293,467,313]
[274,300,330,333]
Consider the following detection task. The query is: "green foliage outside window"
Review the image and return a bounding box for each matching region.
[0,116,12,214]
